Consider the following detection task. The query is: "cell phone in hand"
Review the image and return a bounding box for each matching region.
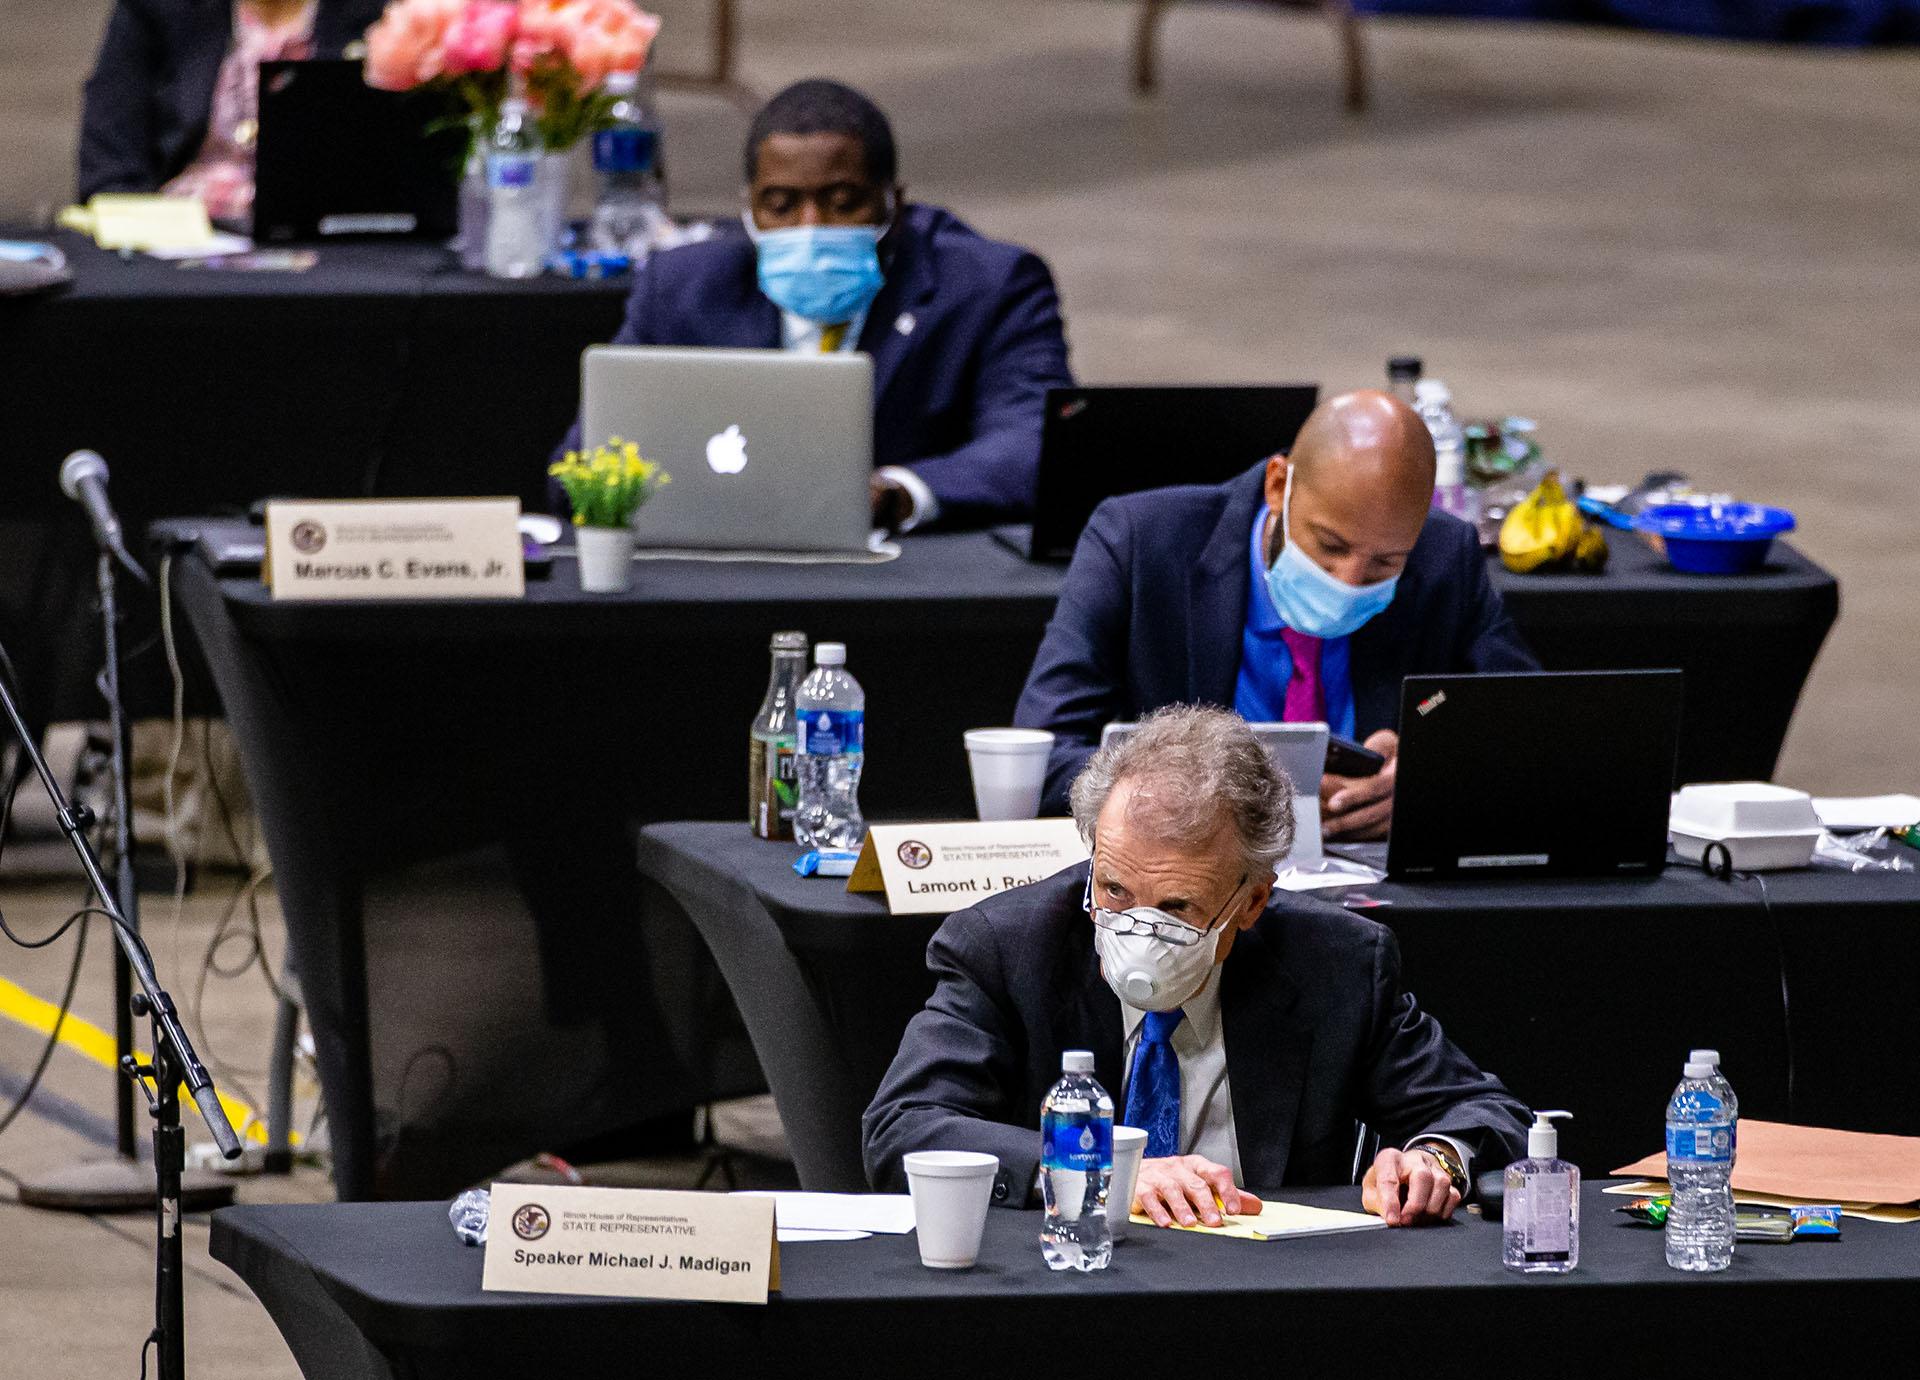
[1326,735,1386,778]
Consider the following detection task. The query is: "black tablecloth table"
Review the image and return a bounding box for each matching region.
[167,536,1063,1201]
[637,822,1920,1190]
[209,1183,1916,1380]
[0,230,626,724]
[1486,535,1835,782]
[161,521,1836,1198]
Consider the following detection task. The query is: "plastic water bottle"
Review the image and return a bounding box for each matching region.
[1415,378,1476,526]
[1665,1054,1736,1271]
[484,89,546,280]
[794,642,865,850]
[1039,1050,1113,1273]
[1689,1048,1740,1123]
[589,70,666,258]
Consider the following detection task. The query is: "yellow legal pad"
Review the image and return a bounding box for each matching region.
[1131,1199,1386,1241]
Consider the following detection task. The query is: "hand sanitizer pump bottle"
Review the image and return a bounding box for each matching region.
[1504,1110,1578,1274]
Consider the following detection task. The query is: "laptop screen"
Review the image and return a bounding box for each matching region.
[1029,385,1318,561]
[1386,669,1683,878]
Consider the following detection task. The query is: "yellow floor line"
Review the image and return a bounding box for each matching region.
[0,973,293,1147]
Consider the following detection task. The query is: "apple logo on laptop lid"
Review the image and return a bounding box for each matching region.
[706,424,748,475]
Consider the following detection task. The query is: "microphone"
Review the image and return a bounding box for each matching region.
[59,451,146,582]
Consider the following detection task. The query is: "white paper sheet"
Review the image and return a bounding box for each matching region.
[1273,856,1384,893]
[1812,795,1920,830]
[736,1191,916,1235]
[144,233,253,260]
[775,1227,872,1243]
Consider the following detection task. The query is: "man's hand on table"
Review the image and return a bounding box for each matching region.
[1361,1146,1461,1227]
[869,474,914,534]
[1131,1155,1263,1228]
[1322,728,1398,841]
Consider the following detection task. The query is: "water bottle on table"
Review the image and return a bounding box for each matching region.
[589,69,666,258]
[1040,1049,1113,1273]
[1415,378,1476,526]
[794,642,865,850]
[484,84,546,280]
[1665,1053,1737,1271]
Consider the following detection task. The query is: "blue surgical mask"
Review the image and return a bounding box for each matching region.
[743,214,887,325]
[1262,468,1400,639]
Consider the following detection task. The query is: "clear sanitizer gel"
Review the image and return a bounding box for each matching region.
[1504,1110,1578,1274]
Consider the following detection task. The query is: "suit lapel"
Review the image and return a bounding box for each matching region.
[860,210,938,411]
[1058,927,1127,1101]
[1187,466,1265,705]
[722,263,782,349]
[1220,926,1312,1191]
[178,6,235,150]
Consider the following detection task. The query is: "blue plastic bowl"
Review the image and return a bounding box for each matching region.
[1634,503,1796,574]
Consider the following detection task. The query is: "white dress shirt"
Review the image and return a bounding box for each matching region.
[779,308,937,530]
[1118,966,1473,1187]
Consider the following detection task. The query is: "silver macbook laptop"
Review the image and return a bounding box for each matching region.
[580,345,873,553]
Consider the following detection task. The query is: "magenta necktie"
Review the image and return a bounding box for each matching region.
[1277,627,1325,723]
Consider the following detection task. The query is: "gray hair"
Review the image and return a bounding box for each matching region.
[1068,705,1295,879]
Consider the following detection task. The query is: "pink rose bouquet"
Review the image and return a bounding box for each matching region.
[364,0,660,149]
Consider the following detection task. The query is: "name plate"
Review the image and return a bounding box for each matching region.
[482,1183,779,1304]
[264,499,524,600]
[848,819,1088,914]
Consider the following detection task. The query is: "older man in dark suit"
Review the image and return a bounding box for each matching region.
[557,78,1072,531]
[1015,390,1537,837]
[864,706,1529,1228]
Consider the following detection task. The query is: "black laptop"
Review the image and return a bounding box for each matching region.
[1008,384,1319,561]
[253,59,462,242]
[1385,669,1683,879]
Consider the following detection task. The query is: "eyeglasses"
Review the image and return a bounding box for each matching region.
[1083,871,1249,948]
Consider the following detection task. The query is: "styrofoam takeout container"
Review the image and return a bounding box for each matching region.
[1670,782,1822,871]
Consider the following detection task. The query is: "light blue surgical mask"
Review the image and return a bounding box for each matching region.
[1262,468,1400,639]
[742,212,888,325]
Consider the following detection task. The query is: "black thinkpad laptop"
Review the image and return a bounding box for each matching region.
[253,59,462,242]
[1385,669,1684,879]
[1005,384,1319,562]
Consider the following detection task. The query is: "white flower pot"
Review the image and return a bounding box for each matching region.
[575,525,635,593]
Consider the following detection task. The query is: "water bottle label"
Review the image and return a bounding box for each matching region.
[592,126,658,174]
[1041,1118,1112,1172]
[488,155,536,190]
[1673,1089,1724,1117]
[1666,1125,1735,1164]
[798,709,863,756]
[749,737,798,840]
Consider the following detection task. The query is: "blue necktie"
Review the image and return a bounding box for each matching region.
[1123,1009,1184,1158]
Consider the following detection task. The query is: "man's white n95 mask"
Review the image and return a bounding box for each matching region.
[1092,923,1219,1012]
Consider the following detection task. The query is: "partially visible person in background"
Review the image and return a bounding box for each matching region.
[78,0,387,223]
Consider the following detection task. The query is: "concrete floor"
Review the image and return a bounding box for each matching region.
[3,1,1919,1375]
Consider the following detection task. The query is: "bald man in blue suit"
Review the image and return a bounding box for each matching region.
[557,79,1071,531]
[1015,391,1538,838]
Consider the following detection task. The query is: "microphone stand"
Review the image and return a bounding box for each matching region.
[1,640,243,1380]
[99,548,141,1159]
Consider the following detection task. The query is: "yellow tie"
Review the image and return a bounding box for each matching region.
[819,322,848,353]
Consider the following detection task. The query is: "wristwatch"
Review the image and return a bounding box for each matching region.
[1412,1140,1469,1196]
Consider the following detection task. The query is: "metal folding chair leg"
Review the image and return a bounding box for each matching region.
[1130,0,1371,113]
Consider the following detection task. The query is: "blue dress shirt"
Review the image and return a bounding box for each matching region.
[1232,506,1357,737]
